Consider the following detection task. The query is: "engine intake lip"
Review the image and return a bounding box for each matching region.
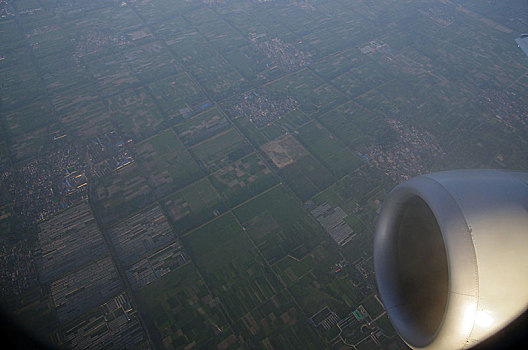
[374,174,479,349]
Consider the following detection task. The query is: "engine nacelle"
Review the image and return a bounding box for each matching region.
[374,170,528,349]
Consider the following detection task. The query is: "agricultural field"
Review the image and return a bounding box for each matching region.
[147,72,210,119]
[210,153,278,207]
[3,0,528,349]
[107,87,165,140]
[261,134,334,200]
[135,129,203,196]
[279,155,335,201]
[166,29,218,65]
[232,109,312,146]
[190,128,251,172]
[123,41,180,83]
[86,53,140,97]
[4,101,56,139]
[236,290,325,350]
[319,101,384,150]
[264,69,346,114]
[49,83,113,139]
[138,263,241,350]
[107,205,175,266]
[295,121,363,178]
[187,56,249,101]
[183,213,282,320]
[233,186,325,264]
[174,107,230,147]
[93,162,153,225]
[161,177,226,234]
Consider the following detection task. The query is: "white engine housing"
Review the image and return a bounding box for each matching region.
[374,170,528,349]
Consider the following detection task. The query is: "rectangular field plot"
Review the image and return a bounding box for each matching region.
[296,122,363,178]
[174,107,230,146]
[236,290,325,350]
[271,246,331,287]
[9,126,50,161]
[5,100,56,138]
[183,214,282,320]
[232,109,312,146]
[42,65,92,94]
[190,128,251,172]
[126,241,187,290]
[138,263,241,350]
[187,56,248,101]
[107,87,165,140]
[51,257,123,324]
[136,130,203,195]
[108,205,175,266]
[123,41,180,82]
[133,0,196,22]
[279,154,335,201]
[288,245,362,317]
[51,85,113,138]
[197,19,246,54]
[93,162,153,225]
[233,186,325,265]
[210,153,278,207]
[167,29,218,65]
[264,69,346,114]
[331,70,371,98]
[0,64,45,112]
[222,45,270,81]
[161,178,226,234]
[319,101,382,149]
[86,54,140,97]
[36,202,107,283]
[148,72,210,119]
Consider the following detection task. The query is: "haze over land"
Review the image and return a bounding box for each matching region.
[0,0,527,349]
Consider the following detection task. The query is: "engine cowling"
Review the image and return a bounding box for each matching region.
[374,170,528,349]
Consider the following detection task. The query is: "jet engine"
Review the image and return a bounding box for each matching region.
[374,170,528,349]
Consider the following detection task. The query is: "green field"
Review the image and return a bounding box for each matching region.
[231,108,312,147]
[174,107,230,146]
[107,87,165,140]
[279,154,335,201]
[233,186,325,264]
[161,177,226,234]
[264,69,346,114]
[183,213,282,320]
[296,121,363,178]
[187,56,249,100]
[93,163,153,224]
[138,263,240,350]
[147,72,210,118]
[236,290,325,349]
[190,128,251,172]
[136,129,203,196]
[210,153,278,207]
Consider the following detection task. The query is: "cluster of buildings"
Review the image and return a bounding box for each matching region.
[87,130,134,178]
[228,90,298,127]
[126,241,187,290]
[361,119,444,181]
[36,202,107,283]
[72,31,129,63]
[482,88,528,131]
[0,239,37,296]
[108,205,176,266]
[254,37,311,72]
[62,293,145,349]
[3,144,87,225]
[310,203,356,246]
[1,0,15,18]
